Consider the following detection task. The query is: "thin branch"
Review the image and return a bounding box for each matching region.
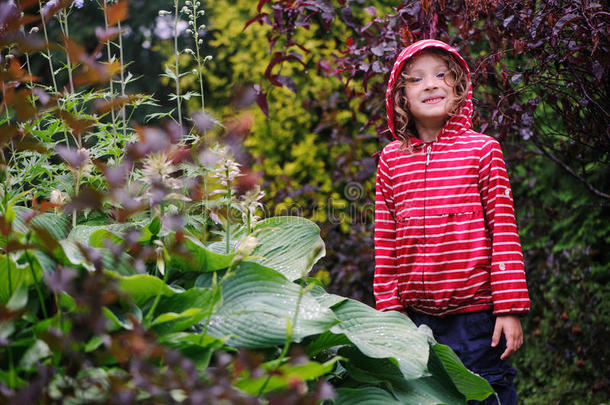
[532,138,609,200]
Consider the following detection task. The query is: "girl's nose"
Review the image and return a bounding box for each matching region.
[423,75,438,90]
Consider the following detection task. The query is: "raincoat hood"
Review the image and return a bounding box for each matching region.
[385,39,473,143]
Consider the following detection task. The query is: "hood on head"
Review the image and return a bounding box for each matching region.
[385,39,473,142]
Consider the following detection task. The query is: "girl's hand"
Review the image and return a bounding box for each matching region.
[491,315,523,360]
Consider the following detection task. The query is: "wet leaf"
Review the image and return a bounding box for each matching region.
[207,262,339,348]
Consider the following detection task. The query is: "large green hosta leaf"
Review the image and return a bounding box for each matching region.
[330,299,429,380]
[334,387,402,405]
[61,240,136,275]
[432,343,495,401]
[0,255,40,304]
[247,216,325,280]
[169,236,236,272]
[158,333,226,369]
[338,345,466,404]
[149,287,221,335]
[67,223,132,245]
[107,273,180,307]
[206,262,338,348]
[12,207,69,240]
[236,357,341,395]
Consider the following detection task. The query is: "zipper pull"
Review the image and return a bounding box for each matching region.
[426,145,432,166]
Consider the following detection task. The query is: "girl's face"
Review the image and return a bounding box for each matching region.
[403,52,456,128]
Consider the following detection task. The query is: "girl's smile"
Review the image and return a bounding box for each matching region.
[422,96,445,104]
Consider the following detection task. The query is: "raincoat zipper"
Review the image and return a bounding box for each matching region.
[422,143,432,298]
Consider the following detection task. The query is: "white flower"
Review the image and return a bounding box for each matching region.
[210,148,241,188]
[236,235,258,256]
[50,189,69,205]
[141,153,177,182]
[235,185,265,227]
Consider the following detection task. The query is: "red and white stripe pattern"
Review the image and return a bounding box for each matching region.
[374,40,530,316]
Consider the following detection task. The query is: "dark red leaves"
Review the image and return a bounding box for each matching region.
[94,94,143,114]
[105,0,129,26]
[257,0,271,13]
[94,26,122,43]
[64,186,104,214]
[552,13,581,36]
[63,35,122,87]
[57,109,95,136]
[253,85,268,118]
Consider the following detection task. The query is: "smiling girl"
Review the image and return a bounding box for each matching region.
[374,40,530,404]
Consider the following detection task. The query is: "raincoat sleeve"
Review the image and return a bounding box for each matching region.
[478,139,531,315]
[374,149,403,311]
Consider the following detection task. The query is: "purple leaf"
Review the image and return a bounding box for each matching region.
[364,6,377,16]
[56,145,89,169]
[191,110,219,131]
[253,85,269,117]
[592,61,603,82]
[64,186,104,213]
[370,43,385,56]
[276,75,297,93]
[552,13,581,36]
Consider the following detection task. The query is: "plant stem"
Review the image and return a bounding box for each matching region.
[225,167,231,254]
[191,2,205,114]
[8,347,15,388]
[173,0,182,127]
[102,0,118,142]
[3,182,12,299]
[72,170,81,228]
[58,10,75,93]
[144,261,170,325]
[25,234,48,318]
[38,0,58,93]
[117,20,127,140]
[191,3,209,241]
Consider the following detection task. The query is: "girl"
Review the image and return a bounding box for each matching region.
[374,39,530,404]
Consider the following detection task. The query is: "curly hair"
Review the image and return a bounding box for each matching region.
[392,47,470,152]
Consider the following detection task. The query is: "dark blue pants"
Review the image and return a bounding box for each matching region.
[407,310,517,405]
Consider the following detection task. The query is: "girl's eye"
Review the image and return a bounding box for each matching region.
[437,72,446,79]
[407,77,422,83]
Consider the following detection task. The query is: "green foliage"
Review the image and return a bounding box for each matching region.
[510,152,610,404]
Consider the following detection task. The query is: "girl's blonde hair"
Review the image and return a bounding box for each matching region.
[392,47,470,151]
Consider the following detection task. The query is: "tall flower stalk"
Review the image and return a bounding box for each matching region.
[210,150,240,253]
[102,0,118,137]
[173,0,183,127]
[116,18,127,139]
[181,0,213,240]
[182,0,212,115]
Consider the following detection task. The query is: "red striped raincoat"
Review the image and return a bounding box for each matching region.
[374,40,531,316]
